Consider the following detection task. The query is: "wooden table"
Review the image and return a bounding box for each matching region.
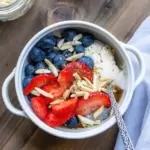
[0,0,150,150]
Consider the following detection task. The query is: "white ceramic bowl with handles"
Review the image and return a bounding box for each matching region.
[2,20,145,139]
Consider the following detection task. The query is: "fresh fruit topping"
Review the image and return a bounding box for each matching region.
[24,74,56,95]
[81,34,94,47]
[99,108,112,120]
[35,62,47,70]
[78,56,94,69]
[66,53,84,61]
[63,29,77,41]
[53,54,66,69]
[37,35,56,50]
[31,96,49,120]
[76,92,111,116]
[25,64,35,76]
[58,62,93,89]
[29,47,46,62]
[44,59,59,77]
[23,76,33,88]
[75,44,85,53]
[52,98,78,117]
[42,84,65,99]
[64,116,80,128]
[44,111,75,127]
[62,50,73,58]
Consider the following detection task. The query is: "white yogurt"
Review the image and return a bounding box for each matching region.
[85,41,125,88]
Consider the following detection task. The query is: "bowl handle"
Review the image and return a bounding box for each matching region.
[2,68,27,118]
[121,42,145,89]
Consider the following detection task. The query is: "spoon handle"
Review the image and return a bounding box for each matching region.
[108,84,135,150]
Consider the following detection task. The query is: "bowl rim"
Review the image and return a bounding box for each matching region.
[15,20,135,139]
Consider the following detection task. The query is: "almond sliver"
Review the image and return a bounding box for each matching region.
[79,84,93,93]
[50,99,64,105]
[93,105,104,119]
[83,77,93,88]
[78,115,95,126]
[35,87,53,98]
[63,89,71,100]
[66,53,84,61]
[73,72,81,80]
[57,39,64,48]
[60,42,72,50]
[68,47,74,52]
[44,59,58,77]
[73,34,82,41]
[35,69,51,74]
[72,40,82,46]
[31,90,40,96]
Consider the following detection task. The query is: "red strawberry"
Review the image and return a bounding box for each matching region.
[24,74,56,95]
[42,84,65,99]
[76,92,111,116]
[44,111,75,127]
[58,62,93,89]
[31,96,51,120]
[52,98,78,117]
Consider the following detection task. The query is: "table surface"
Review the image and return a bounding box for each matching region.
[0,0,150,150]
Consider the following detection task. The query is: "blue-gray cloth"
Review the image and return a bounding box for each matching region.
[115,16,150,150]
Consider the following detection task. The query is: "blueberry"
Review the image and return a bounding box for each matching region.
[64,116,79,128]
[36,62,47,69]
[63,29,76,41]
[99,108,111,120]
[37,35,56,50]
[25,64,35,76]
[62,50,72,58]
[53,54,66,69]
[29,47,46,62]
[23,76,33,88]
[75,44,85,53]
[78,56,94,69]
[46,52,57,61]
[81,34,94,47]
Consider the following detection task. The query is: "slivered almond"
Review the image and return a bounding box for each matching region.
[50,99,64,105]
[66,53,84,61]
[72,40,82,46]
[79,84,93,93]
[78,115,100,126]
[68,47,74,52]
[83,77,93,88]
[99,80,111,88]
[53,46,60,50]
[93,105,104,119]
[44,59,58,77]
[73,72,81,80]
[93,73,99,91]
[84,92,90,99]
[70,94,76,98]
[63,89,71,100]
[35,69,51,74]
[110,109,113,116]
[31,90,40,96]
[57,39,64,48]
[35,87,53,98]
[73,34,82,41]
[60,42,72,50]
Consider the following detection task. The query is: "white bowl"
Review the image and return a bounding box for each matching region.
[2,20,145,139]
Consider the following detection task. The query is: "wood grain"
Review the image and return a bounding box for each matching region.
[0,0,150,150]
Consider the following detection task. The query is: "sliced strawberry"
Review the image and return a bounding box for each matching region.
[42,84,65,99]
[44,111,75,127]
[24,74,57,95]
[76,92,111,116]
[58,62,93,89]
[52,98,78,117]
[31,96,50,120]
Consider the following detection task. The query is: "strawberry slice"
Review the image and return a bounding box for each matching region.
[76,92,111,116]
[42,84,65,99]
[24,74,57,95]
[31,96,52,120]
[58,62,93,89]
[52,98,78,117]
[44,111,75,127]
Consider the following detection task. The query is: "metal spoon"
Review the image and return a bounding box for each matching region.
[108,82,135,150]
